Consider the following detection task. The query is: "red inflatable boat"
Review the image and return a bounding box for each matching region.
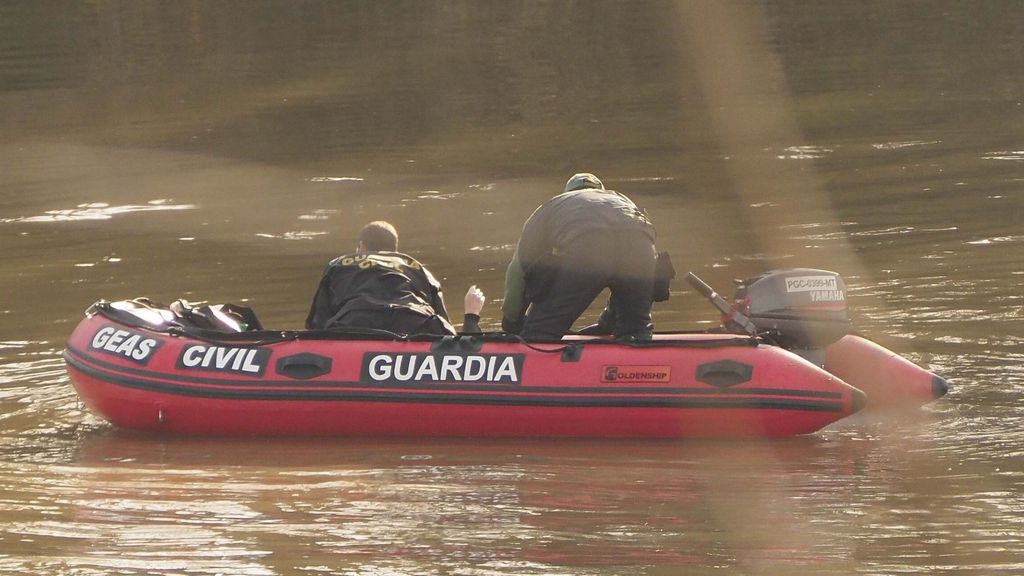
[62,269,947,438]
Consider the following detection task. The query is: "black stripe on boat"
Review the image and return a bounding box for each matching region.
[64,345,843,399]
[64,350,846,412]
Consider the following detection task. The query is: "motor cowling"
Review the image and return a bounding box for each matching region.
[732,268,851,353]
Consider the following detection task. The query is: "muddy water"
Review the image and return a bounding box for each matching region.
[1,2,1022,574]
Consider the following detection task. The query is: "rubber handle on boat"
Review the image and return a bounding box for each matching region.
[685,272,719,301]
[685,272,758,336]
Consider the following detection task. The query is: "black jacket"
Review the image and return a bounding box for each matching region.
[305,251,454,335]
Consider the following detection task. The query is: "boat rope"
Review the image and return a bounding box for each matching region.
[87,300,760,350]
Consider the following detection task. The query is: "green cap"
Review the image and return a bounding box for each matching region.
[564,173,604,192]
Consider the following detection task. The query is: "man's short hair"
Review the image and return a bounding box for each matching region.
[359,221,398,251]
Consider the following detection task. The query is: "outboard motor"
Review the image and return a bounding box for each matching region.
[731,268,851,365]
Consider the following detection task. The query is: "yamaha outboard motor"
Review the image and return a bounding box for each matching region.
[732,268,851,365]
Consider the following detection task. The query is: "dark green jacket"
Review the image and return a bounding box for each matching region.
[502,188,654,330]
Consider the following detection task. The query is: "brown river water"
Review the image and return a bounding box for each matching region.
[1,2,1022,574]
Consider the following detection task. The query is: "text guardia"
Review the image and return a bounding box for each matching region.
[363,353,524,384]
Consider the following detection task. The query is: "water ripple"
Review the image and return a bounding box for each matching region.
[2,201,196,223]
[872,140,942,150]
[400,190,462,203]
[254,231,327,241]
[308,176,365,182]
[777,145,833,159]
[982,151,1024,161]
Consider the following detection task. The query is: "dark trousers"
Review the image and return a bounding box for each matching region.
[521,230,655,340]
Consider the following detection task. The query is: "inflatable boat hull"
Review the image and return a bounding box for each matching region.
[824,334,948,409]
[63,313,866,438]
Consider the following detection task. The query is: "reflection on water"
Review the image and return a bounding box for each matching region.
[3,201,197,224]
[307,177,366,183]
[1,0,1023,574]
[253,231,327,241]
[871,141,943,151]
[0,423,1014,575]
[982,150,1024,162]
